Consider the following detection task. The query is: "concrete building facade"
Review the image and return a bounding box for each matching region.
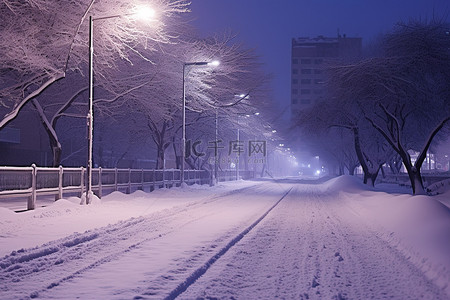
[290,35,362,120]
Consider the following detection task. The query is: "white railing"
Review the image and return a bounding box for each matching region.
[0,165,210,210]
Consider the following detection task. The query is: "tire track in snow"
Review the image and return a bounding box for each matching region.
[0,183,267,299]
[161,187,293,300]
[180,184,448,299]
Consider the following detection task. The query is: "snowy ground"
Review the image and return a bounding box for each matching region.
[0,177,449,299]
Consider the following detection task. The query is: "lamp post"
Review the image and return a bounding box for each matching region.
[181,60,219,186]
[86,7,154,204]
[236,112,246,181]
[214,106,219,185]
[235,109,258,181]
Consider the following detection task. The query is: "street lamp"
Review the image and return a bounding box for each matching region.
[181,60,220,186]
[86,7,154,204]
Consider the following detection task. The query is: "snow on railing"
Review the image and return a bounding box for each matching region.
[0,165,210,210]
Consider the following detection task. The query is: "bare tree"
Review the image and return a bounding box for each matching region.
[0,0,190,165]
[328,19,450,194]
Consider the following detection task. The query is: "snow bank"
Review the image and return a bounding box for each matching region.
[0,207,16,222]
[322,175,372,193]
[337,177,450,295]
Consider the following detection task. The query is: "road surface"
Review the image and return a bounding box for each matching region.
[0,180,446,299]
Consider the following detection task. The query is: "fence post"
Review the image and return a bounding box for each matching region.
[80,167,85,198]
[28,164,37,210]
[56,165,63,201]
[98,167,102,199]
[127,168,131,194]
[152,169,156,191]
[162,168,166,188]
[114,168,118,192]
[140,168,144,191]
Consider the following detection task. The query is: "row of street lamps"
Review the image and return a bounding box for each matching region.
[181,61,220,186]
[85,6,219,203]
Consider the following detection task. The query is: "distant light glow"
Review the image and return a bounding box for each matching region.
[279,143,284,147]
[272,130,277,133]
[315,170,321,176]
[254,112,260,116]
[208,60,220,67]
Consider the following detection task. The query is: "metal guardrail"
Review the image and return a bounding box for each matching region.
[0,165,209,210]
[0,166,256,210]
[380,173,450,187]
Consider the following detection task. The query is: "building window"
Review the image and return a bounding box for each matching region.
[301,89,311,95]
[292,79,298,84]
[292,98,298,104]
[314,79,324,84]
[292,89,298,94]
[314,58,323,64]
[301,69,312,74]
[314,69,322,74]
[314,89,323,95]
[301,99,311,104]
[292,68,298,74]
[301,59,311,64]
[301,79,311,84]
[292,58,298,64]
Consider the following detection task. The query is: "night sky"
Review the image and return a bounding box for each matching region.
[190,0,449,118]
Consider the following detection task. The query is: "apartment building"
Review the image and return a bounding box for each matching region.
[291,34,362,120]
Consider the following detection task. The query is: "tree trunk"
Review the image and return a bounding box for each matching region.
[363,167,381,187]
[155,145,165,169]
[339,163,345,176]
[172,137,181,169]
[32,99,62,167]
[52,145,62,167]
[348,167,354,175]
[397,150,426,195]
[351,127,381,186]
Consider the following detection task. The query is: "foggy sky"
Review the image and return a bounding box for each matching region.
[190,0,449,118]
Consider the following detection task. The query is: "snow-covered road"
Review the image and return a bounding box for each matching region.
[0,177,449,299]
[183,182,446,299]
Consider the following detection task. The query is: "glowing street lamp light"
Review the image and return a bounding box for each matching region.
[132,6,155,20]
[208,60,220,67]
[86,7,154,204]
[181,60,220,186]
